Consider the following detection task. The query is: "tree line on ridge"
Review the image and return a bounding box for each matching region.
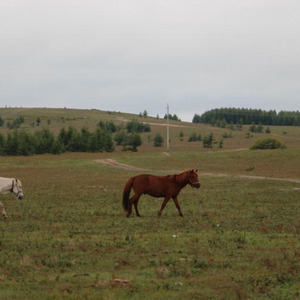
[193,108,300,126]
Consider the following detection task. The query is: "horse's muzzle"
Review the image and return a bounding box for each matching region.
[18,194,24,200]
[191,182,201,188]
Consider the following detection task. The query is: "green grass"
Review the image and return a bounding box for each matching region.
[0,152,299,299]
[0,108,299,299]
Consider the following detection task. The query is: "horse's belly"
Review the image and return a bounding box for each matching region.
[145,190,164,197]
[145,186,170,197]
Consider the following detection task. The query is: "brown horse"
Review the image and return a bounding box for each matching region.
[122,169,200,217]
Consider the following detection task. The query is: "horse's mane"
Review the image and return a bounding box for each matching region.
[166,170,190,183]
[166,174,176,181]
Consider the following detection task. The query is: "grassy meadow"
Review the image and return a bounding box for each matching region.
[0,108,299,299]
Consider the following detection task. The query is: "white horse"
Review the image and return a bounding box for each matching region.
[0,177,24,218]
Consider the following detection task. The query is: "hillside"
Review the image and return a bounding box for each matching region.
[1,107,300,154]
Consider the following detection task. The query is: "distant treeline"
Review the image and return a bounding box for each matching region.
[0,127,115,156]
[164,114,181,121]
[193,108,300,126]
[0,119,151,156]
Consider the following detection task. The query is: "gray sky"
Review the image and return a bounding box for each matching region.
[1,0,299,121]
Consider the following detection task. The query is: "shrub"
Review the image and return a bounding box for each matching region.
[179,131,184,141]
[203,133,214,148]
[250,138,286,150]
[0,133,5,154]
[122,133,142,152]
[6,116,25,129]
[249,122,264,133]
[188,132,201,142]
[153,133,163,147]
[265,127,271,134]
[164,114,181,121]
[218,139,223,148]
[126,119,151,133]
[114,131,127,145]
[222,132,232,138]
[98,120,117,132]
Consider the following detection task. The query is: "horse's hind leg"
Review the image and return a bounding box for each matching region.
[133,199,142,217]
[0,201,7,219]
[127,194,140,217]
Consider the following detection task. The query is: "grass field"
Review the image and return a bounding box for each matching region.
[0,108,299,299]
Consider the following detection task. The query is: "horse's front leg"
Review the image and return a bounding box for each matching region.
[173,197,184,217]
[0,201,7,219]
[158,196,170,216]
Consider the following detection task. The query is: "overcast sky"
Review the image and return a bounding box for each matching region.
[1,0,299,121]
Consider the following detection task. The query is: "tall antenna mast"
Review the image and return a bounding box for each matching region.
[166,103,169,151]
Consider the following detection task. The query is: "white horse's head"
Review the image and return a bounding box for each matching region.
[12,178,24,199]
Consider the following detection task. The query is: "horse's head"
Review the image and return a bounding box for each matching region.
[188,169,201,188]
[12,178,24,199]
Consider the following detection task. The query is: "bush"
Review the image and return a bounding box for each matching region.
[0,133,5,154]
[249,122,264,133]
[122,133,142,152]
[6,116,25,129]
[126,119,151,133]
[203,133,214,148]
[250,138,286,150]
[265,127,271,134]
[222,131,232,138]
[179,131,184,141]
[34,128,55,154]
[98,120,117,132]
[153,133,163,147]
[188,132,202,142]
[164,114,181,121]
[114,131,127,145]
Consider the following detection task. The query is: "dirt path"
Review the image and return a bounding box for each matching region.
[201,172,300,184]
[93,159,150,172]
[115,117,187,128]
[207,148,248,154]
[94,158,300,185]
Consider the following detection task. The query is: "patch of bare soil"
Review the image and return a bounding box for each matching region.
[94,158,300,185]
[93,159,151,172]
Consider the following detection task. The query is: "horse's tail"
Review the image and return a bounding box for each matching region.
[122,177,134,212]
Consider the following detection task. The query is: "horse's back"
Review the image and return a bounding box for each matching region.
[0,177,12,194]
[134,174,166,186]
[0,177,12,181]
[133,174,174,197]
